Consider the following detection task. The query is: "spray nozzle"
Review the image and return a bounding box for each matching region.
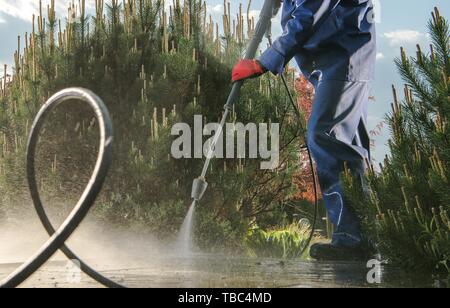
[191,177,208,201]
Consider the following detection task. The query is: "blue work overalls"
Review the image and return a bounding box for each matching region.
[259,0,376,247]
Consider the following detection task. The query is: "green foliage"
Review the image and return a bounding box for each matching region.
[194,205,247,252]
[344,8,449,282]
[94,194,186,238]
[0,1,309,250]
[245,220,318,259]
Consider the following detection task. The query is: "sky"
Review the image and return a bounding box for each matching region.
[1,0,449,162]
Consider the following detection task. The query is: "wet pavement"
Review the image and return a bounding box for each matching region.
[0,254,432,288]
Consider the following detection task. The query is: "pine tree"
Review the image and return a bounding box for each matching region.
[344,8,449,283]
[0,1,312,251]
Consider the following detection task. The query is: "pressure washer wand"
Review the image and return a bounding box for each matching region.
[191,0,278,203]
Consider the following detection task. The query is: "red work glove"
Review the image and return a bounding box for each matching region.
[232,59,266,82]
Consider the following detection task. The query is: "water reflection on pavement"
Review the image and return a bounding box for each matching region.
[0,253,432,288]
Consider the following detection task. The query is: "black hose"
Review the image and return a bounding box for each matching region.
[0,0,316,288]
[0,88,124,288]
[265,31,319,257]
[279,73,319,257]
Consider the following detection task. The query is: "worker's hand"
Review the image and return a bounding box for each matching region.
[232,59,267,83]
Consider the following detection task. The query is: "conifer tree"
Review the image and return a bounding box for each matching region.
[0,1,312,250]
[344,8,449,282]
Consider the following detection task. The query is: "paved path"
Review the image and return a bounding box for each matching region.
[0,255,427,288]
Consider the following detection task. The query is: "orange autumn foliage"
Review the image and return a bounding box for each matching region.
[295,76,315,122]
[292,76,322,203]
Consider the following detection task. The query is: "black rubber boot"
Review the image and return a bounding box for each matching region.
[310,243,370,262]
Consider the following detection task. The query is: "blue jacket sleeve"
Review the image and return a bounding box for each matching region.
[259,0,340,74]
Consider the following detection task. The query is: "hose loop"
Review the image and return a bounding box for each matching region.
[0,88,124,288]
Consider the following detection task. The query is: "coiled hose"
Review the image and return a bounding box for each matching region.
[0,84,317,287]
[0,88,124,288]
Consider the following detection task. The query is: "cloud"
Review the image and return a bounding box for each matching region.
[0,0,41,22]
[382,30,425,47]
[209,4,223,14]
[376,52,385,61]
[0,0,95,23]
[0,15,6,23]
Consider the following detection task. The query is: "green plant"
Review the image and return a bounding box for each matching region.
[0,0,311,249]
[245,220,321,259]
[344,8,449,282]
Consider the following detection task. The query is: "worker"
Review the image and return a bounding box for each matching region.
[232,0,376,261]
